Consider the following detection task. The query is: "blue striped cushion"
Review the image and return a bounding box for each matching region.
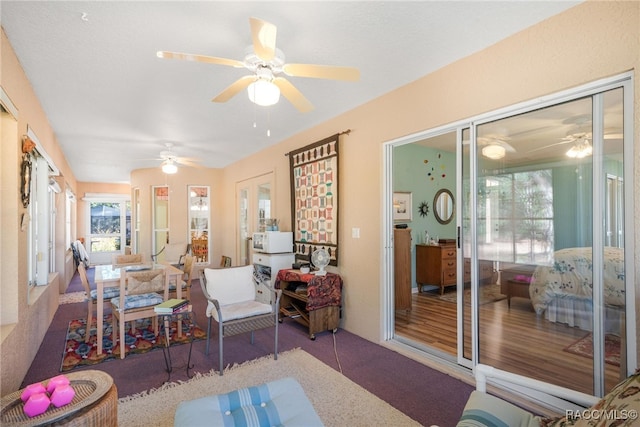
[168,280,187,291]
[111,293,163,310]
[456,391,541,427]
[174,377,323,427]
[90,287,120,300]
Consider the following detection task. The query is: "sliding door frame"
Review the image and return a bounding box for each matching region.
[382,71,635,402]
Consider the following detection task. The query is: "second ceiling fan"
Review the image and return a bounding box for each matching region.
[157,17,360,112]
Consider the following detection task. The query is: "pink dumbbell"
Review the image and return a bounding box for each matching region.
[20,383,46,403]
[23,392,50,418]
[50,384,75,407]
[46,375,70,394]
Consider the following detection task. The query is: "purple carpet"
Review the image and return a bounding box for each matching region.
[22,267,474,426]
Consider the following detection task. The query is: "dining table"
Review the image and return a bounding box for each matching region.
[94,262,185,355]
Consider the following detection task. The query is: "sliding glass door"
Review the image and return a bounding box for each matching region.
[389,74,633,401]
[467,85,630,396]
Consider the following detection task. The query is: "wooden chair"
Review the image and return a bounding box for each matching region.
[112,253,145,267]
[199,265,281,375]
[110,268,167,359]
[169,254,195,301]
[77,263,120,343]
[191,239,208,263]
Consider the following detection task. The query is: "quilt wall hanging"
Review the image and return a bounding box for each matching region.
[289,133,340,266]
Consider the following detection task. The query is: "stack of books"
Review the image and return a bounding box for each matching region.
[154,298,190,314]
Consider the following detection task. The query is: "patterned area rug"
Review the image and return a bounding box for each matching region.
[61,315,207,372]
[438,284,507,305]
[563,333,621,366]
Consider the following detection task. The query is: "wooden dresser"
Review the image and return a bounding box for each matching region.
[393,228,412,311]
[416,243,457,295]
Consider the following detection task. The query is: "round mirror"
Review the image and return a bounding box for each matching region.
[433,189,454,224]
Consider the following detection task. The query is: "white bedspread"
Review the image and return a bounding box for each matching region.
[529,247,625,318]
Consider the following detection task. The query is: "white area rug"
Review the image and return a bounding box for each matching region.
[118,348,420,427]
[59,291,86,305]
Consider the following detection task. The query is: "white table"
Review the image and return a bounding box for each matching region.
[94,263,184,355]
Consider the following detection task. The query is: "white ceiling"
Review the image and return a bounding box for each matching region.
[1,1,582,183]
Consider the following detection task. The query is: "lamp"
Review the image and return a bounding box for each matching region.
[481,144,506,160]
[247,79,280,106]
[162,159,178,174]
[566,138,593,158]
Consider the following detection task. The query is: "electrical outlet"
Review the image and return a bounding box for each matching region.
[352,228,360,238]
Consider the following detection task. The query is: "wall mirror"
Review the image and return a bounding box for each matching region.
[433,188,454,224]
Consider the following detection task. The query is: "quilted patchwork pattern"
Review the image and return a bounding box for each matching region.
[111,292,163,310]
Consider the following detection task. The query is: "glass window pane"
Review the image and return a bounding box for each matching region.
[90,202,121,234]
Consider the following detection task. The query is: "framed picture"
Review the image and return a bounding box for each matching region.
[393,192,412,222]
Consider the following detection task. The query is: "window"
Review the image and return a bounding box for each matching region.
[188,186,210,264]
[477,169,554,264]
[84,194,130,265]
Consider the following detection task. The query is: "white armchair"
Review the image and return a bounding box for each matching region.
[199,265,281,375]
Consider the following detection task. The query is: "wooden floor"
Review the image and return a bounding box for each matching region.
[395,285,623,395]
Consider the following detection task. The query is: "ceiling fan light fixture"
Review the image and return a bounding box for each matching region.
[566,139,593,158]
[247,79,280,106]
[482,144,506,160]
[161,159,178,174]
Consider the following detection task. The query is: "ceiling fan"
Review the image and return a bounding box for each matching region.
[157,17,360,112]
[155,143,201,174]
[463,134,516,160]
[527,130,623,157]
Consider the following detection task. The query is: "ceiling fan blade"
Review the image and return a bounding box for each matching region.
[273,77,314,112]
[212,75,256,103]
[178,159,204,169]
[157,51,244,68]
[527,140,572,153]
[250,17,277,62]
[283,63,360,81]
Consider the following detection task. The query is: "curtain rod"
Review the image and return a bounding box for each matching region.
[284,129,351,156]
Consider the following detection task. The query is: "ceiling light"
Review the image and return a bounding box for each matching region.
[162,159,178,174]
[247,79,280,106]
[482,144,506,160]
[566,138,593,158]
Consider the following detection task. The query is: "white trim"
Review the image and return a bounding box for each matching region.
[475,364,599,412]
[82,193,130,202]
[27,126,59,176]
[0,86,19,119]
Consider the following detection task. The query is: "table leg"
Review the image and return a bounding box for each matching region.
[97,281,104,355]
[160,313,195,384]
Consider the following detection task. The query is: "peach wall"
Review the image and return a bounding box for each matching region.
[1,28,79,393]
[131,167,223,263]
[219,1,640,344]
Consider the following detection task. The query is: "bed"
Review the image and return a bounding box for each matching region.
[529,246,625,331]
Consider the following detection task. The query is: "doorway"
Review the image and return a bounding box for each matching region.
[236,172,274,265]
[387,74,635,399]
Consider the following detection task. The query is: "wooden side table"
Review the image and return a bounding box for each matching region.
[504,280,531,308]
[275,269,342,340]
